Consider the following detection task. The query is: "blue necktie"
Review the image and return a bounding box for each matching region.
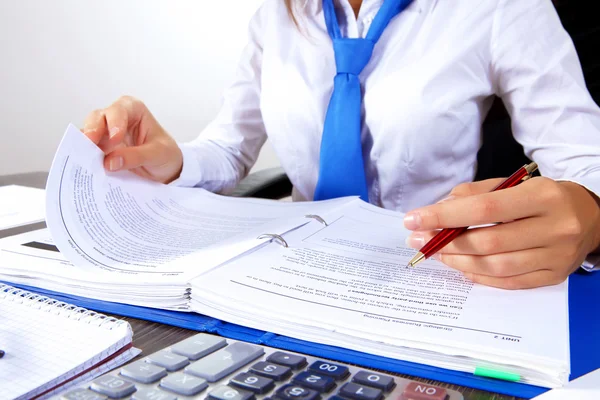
[314,0,413,202]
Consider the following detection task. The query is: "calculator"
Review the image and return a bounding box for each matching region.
[57,333,464,400]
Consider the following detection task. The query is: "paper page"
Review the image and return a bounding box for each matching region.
[0,185,45,230]
[192,200,569,372]
[45,124,353,278]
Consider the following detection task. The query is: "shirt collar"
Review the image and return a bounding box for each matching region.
[303,0,427,15]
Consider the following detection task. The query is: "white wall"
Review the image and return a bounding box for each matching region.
[0,0,279,176]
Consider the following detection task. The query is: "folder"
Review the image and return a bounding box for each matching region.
[7,268,598,399]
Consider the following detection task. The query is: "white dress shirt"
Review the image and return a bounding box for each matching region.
[173,0,600,268]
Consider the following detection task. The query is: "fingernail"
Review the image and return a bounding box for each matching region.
[437,195,456,203]
[109,157,123,171]
[109,126,120,139]
[404,212,422,230]
[431,253,442,262]
[404,234,424,249]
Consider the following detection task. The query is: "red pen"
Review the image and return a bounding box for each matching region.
[406,162,538,268]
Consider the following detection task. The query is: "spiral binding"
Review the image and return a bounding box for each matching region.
[0,283,128,331]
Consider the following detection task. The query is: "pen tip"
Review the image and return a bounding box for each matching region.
[407,252,425,268]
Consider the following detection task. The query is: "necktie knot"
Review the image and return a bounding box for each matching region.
[333,38,375,76]
[315,0,413,202]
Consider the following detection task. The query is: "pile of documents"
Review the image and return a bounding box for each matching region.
[0,125,571,388]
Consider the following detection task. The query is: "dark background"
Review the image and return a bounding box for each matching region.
[475,0,599,181]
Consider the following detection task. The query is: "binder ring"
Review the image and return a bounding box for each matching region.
[257,233,288,248]
[305,214,328,226]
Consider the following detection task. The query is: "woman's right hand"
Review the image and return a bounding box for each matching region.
[82,96,183,184]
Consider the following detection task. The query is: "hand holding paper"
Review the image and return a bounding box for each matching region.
[83,96,184,184]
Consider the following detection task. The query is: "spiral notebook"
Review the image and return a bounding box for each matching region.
[0,284,139,400]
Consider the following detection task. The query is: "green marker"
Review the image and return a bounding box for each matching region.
[474,366,520,382]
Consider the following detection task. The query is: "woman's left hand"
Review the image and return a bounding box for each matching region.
[404,177,600,289]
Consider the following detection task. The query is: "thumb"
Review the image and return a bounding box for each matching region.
[104,143,160,172]
[446,178,506,199]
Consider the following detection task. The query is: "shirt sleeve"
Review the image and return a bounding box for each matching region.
[170,4,269,194]
[490,0,600,269]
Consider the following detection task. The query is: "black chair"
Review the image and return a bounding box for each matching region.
[475,0,599,181]
[232,1,599,199]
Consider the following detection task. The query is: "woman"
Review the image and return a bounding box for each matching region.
[82,0,600,289]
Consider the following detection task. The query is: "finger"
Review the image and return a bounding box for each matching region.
[104,142,162,172]
[434,247,558,278]
[463,270,566,290]
[102,102,130,151]
[404,180,543,231]
[82,109,107,145]
[407,216,559,255]
[449,178,506,197]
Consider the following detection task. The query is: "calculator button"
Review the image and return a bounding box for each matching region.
[307,361,349,380]
[185,342,265,382]
[60,388,108,400]
[121,360,167,384]
[250,361,292,381]
[352,371,395,392]
[160,372,208,396]
[170,333,227,360]
[338,382,383,400]
[231,372,276,394]
[208,385,255,400]
[400,382,447,400]
[146,350,189,371]
[292,372,336,393]
[274,384,321,400]
[267,351,307,369]
[90,375,136,398]
[132,388,177,400]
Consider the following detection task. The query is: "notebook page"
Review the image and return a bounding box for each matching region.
[0,287,132,400]
[42,346,141,399]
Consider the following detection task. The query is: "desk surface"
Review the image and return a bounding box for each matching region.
[0,172,524,400]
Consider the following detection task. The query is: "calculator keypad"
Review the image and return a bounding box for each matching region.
[58,333,463,400]
[352,371,395,392]
[292,371,336,393]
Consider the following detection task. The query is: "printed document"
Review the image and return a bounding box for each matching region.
[0,123,571,388]
[191,200,570,387]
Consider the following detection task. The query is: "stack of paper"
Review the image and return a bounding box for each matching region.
[0,124,571,389]
[0,125,353,310]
